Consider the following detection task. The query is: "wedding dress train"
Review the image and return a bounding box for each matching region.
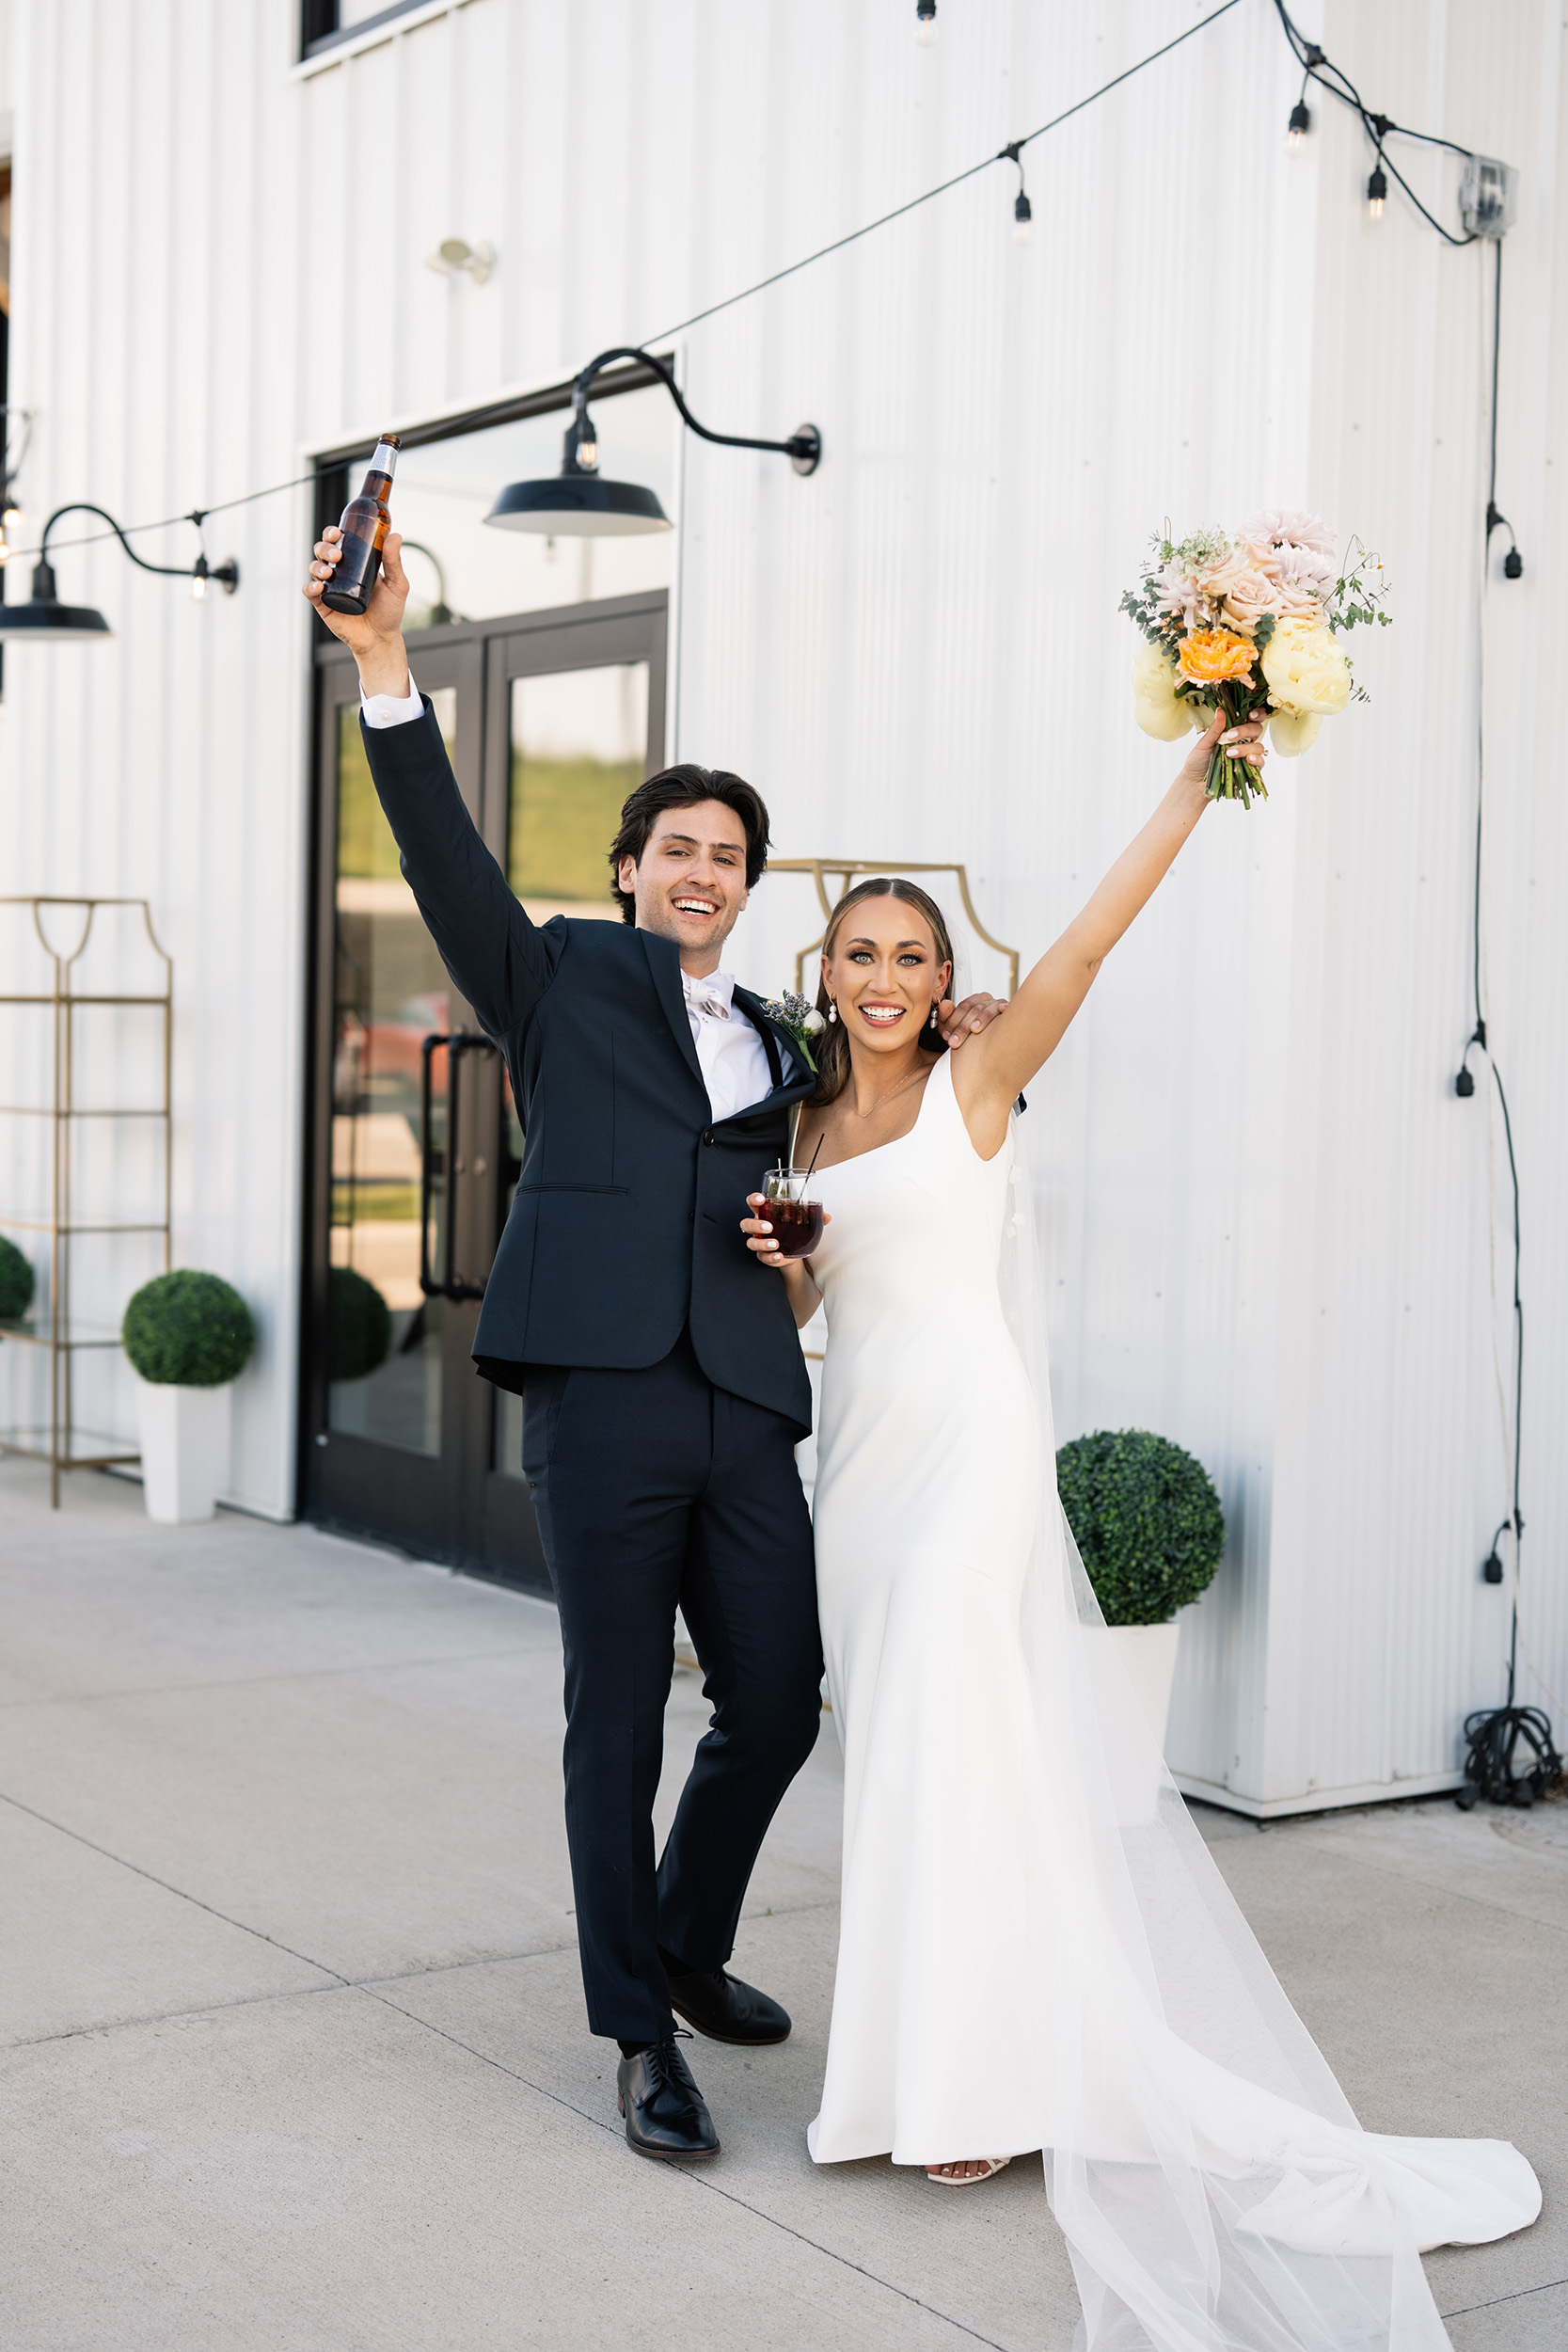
[804,1052,1537,2351]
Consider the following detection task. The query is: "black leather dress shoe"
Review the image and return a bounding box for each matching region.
[616,2036,721,2160]
[667,1965,791,2046]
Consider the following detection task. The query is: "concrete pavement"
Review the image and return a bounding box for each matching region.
[2,1459,1562,2350]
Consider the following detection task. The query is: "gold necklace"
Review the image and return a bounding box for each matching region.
[846,1064,927,1122]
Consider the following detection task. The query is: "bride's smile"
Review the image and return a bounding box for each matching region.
[836,918,946,1045]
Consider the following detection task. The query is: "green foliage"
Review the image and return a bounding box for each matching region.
[329,1265,393,1383]
[335,706,404,883]
[122,1270,255,1389]
[1328,537,1395,634]
[0,1233,35,1321]
[1056,1428,1226,1628]
[508,752,641,904]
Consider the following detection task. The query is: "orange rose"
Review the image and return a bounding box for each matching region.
[1177,628,1258,686]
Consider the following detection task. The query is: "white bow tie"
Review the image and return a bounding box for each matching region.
[683,974,734,1023]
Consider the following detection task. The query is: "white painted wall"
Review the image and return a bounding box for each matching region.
[0,0,1561,1810]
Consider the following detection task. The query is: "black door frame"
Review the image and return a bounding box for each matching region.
[300,590,669,1589]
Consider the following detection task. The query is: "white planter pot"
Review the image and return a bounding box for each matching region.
[135,1379,232,1524]
[1107,1621,1183,1750]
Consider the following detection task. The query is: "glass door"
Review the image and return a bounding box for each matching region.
[481,605,666,1554]
[302,595,667,1586]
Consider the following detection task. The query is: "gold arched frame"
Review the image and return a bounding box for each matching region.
[768,860,1020,997]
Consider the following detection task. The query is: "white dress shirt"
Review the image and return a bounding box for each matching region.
[361,674,774,1121]
[680,966,773,1122]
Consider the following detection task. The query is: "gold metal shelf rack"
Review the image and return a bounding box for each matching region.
[0,898,172,1504]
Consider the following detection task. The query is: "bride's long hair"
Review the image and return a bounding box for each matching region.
[809,877,956,1105]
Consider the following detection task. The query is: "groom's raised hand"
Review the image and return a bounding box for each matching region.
[304,523,413,699]
[938,991,1006,1049]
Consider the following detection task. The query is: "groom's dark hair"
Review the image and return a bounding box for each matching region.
[609,763,772,924]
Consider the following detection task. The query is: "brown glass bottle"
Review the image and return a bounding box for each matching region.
[322,434,400,614]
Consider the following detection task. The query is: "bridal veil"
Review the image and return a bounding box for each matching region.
[996,1118,1537,2351]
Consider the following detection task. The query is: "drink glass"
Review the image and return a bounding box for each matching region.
[763,1165,825,1261]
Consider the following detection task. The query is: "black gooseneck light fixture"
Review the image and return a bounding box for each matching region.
[483,347,821,539]
[0,504,239,642]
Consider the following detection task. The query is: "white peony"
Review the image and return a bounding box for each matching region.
[1260,615,1352,716]
[1130,639,1193,740]
[802,1009,826,1035]
[1268,707,1323,756]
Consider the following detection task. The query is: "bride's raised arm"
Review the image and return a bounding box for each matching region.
[951,705,1269,1152]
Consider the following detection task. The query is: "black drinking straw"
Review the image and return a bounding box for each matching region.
[801,1132,824,1189]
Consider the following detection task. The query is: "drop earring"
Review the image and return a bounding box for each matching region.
[928,1003,940,1031]
[828,1001,837,1024]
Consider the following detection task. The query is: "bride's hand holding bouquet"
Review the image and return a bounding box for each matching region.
[1123,510,1392,806]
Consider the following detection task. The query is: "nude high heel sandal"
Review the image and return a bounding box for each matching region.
[926,2157,1013,2185]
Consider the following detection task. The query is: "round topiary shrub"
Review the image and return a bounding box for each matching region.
[0,1233,34,1322]
[122,1270,255,1388]
[328,1265,392,1383]
[1056,1428,1225,1628]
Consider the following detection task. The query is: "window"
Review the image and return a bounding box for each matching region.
[302,1,430,61]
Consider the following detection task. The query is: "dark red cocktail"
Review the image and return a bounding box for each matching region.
[767,1196,825,1260]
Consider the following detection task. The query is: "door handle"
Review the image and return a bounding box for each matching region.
[419,1031,499,1301]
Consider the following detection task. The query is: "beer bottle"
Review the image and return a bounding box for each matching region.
[321,433,400,615]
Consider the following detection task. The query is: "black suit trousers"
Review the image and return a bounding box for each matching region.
[522,1330,823,2042]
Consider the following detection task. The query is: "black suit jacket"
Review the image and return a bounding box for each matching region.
[362,701,816,1436]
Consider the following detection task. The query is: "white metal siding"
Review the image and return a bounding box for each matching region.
[0,0,1562,1809]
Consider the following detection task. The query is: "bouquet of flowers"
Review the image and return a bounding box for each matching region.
[1120,511,1391,805]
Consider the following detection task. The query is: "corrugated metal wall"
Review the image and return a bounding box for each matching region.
[0,0,1561,1809]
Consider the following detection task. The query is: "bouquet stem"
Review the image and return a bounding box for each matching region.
[1202,683,1267,807]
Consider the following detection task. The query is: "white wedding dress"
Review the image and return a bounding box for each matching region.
[803,1051,1538,2352]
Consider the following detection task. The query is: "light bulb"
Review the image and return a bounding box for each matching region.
[2,503,20,530]
[914,0,937,44]
[1013,191,1034,245]
[1288,102,1310,152]
[578,432,597,470]
[191,555,209,602]
[1367,165,1387,220]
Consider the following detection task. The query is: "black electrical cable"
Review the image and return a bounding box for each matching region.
[647,0,1244,346]
[1271,1,1477,246]
[4,469,319,567]
[9,6,1250,573]
[1449,241,1554,1809]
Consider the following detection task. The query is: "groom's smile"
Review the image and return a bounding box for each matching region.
[620,799,752,973]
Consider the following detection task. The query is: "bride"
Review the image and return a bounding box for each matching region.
[743,707,1539,2351]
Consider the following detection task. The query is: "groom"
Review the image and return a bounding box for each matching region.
[306,525,998,2159]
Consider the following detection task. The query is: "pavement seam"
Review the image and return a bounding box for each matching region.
[0,1788,350,1988]
[357,1982,1015,2350]
[1439,2272,1568,2320]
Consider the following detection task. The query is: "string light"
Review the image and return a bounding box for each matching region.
[1002,142,1033,246]
[9,4,1251,581]
[1288,101,1310,151]
[914,0,937,47]
[1273,5,1481,247]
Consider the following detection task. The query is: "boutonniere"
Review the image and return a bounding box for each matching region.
[761,989,826,1073]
